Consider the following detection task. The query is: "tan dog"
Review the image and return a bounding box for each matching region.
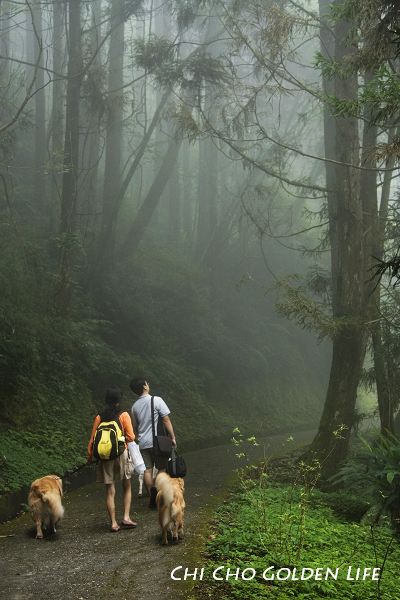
[28,475,64,539]
[155,472,185,545]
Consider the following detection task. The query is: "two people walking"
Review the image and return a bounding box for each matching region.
[87,378,176,531]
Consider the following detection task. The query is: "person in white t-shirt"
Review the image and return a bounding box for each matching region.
[130,376,176,507]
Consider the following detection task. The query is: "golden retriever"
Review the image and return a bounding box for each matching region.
[155,472,185,545]
[28,475,64,539]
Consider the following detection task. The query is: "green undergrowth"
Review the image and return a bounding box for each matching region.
[0,427,87,493]
[194,452,400,600]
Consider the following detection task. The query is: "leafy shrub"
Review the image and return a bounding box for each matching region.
[311,491,370,523]
[332,428,400,528]
[0,428,86,493]
[198,486,400,600]
[196,446,400,600]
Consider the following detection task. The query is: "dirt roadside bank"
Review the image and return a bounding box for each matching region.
[0,430,315,600]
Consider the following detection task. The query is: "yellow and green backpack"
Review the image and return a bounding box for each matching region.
[93,413,126,461]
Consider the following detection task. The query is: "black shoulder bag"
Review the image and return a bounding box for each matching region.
[167,447,187,478]
[151,396,173,456]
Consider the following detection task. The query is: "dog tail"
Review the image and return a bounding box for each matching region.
[42,492,65,520]
[155,473,174,507]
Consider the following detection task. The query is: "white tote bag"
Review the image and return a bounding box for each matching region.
[127,441,146,474]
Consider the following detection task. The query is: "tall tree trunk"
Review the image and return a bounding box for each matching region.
[319,0,338,314]
[58,0,83,315]
[27,0,46,213]
[163,2,181,244]
[100,0,125,273]
[79,0,102,244]
[50,0,65,235]
[153,0,165,170]
[305,15,366,483]
[372,319,395,436]
[0,0,11,184]
[168,155,181,244]
[196,131,218,264]
[182,139,193,244]
[195,14,219,265]
[87,89,172,282]
[32,1,46,211]
[121,136,183,255]
[0,0,11,118]
[370,125,398,437]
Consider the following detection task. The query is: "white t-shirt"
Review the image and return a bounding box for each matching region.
[131,394,170,449]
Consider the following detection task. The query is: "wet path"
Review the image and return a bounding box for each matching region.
[0,430,314,600]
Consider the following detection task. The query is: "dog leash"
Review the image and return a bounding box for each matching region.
[59,461,97,480]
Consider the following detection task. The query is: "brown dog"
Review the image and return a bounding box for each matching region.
[28,475,64,539]
[155,472,185,545]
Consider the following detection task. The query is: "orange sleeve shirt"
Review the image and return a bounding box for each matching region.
[87,411,135,461]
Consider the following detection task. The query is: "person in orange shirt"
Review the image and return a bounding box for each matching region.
[87,386,137,532]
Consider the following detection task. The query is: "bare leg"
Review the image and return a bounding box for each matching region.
[144,467,165,495]
[122,478,132,522]
[105,483,118,529]
[143,468,154,496]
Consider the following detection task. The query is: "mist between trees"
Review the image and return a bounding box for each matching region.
[1,0,400,490]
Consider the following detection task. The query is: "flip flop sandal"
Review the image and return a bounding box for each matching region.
[110,525,120,532]
[120,520,137,528]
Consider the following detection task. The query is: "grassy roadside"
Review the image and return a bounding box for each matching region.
[188,443,400,600]
[175,440,314,600]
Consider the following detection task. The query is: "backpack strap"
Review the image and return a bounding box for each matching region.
[171,446,177,476]
[151,396,156,449]
[151,396,168,446]
[116,409,124,433]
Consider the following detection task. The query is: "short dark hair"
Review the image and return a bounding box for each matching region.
[105,386,123,405]
[129,376,146,396]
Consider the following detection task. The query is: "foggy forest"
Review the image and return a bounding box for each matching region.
[4,2,400,600]
[2,0,400,494]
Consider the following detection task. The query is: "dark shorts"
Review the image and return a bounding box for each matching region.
[141,448,169,470]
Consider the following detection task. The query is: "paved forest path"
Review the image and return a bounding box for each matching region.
[0,430,314,600]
